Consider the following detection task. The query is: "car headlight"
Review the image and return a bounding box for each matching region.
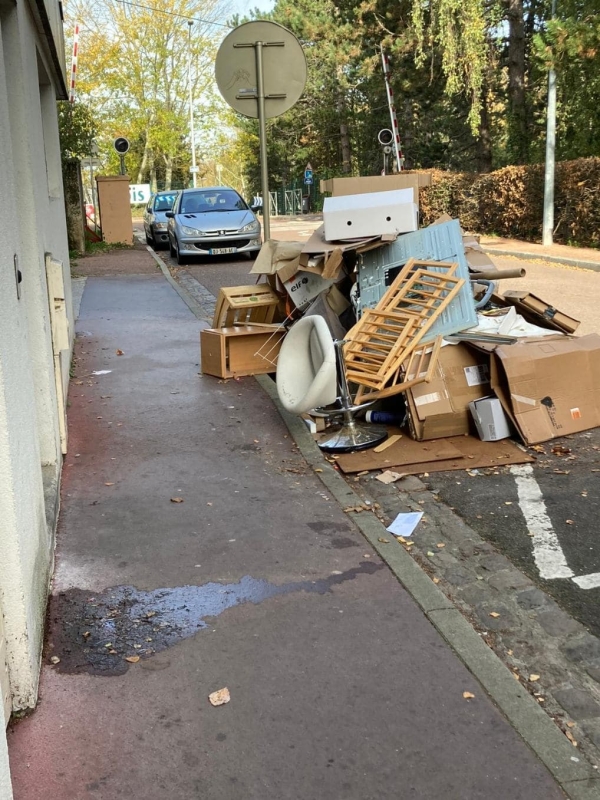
[154,222,167,230]
[180,225,205,236]
[239,221,260,234]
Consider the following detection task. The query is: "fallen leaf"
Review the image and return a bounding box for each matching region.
[108,649,117,654]
[565,730,578,746]
[116,349,124,356]
[531,445,545,453]
[463,691,475,700]
[170,497,184,503]
[376,470,405,485]
[436,543,446,548]
[529,674,540,682]
[567,721,576,728]
[507,649,513,656]
[489,612,500,618]
[314,468,323,473]
[146,611,156,618]
[566,519,574,525]
[551,445,571,456]
[504,501,513,505]
[209,687,231,706]
[104,482,115,486]
[104,643,112,648]
[427,551,435,557]
[125,656,140,663]
[50,656,60,665]
[378,538,390,544]
[432,577,440,584]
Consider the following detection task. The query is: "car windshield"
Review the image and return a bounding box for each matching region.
[154,194,176,212]
[179,190,247,214]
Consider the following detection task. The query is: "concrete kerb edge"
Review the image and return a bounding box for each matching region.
[481,247,600,273]
[156,262,598,797]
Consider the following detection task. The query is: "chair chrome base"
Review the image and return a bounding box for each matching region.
[318,421,388,453]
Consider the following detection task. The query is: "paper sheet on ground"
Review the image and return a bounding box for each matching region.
[386,511,424,537]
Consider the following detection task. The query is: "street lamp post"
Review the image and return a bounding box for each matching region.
[542,0,558,246]
[187,20,197,188]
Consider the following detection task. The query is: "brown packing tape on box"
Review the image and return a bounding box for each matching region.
[490,333,600,444]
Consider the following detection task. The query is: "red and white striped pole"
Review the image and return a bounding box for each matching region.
[69,23,80,103]
[381,50,404,172]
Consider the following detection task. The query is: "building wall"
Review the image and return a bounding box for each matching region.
[0,2,70,792]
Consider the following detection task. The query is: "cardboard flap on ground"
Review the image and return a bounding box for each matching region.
[490,334,600,444]
[319,173,430,201]
[502,290,580,334]
[407,343,491,440]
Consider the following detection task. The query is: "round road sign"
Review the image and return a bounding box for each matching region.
[215,21,307,120]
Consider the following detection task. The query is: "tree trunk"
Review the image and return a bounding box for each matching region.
[150,162,157,193]
[477,85,493,172]
[137,134,151,184]
[164,154,173,190]
[335,71,352,174]
[506,0,529,163]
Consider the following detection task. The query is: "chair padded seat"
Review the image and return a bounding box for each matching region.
[276,316,337,414]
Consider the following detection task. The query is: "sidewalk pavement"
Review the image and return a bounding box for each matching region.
[6,250,587,799]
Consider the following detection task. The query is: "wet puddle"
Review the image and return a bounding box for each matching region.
[49,562,383,675]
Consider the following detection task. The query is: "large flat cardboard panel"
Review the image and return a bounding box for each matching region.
[407,344,491,440]
[323,189,417,241]
[490,334,600,444]
[334,432,463,473]
[394,435,534,475]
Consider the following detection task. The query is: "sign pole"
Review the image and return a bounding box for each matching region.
[255,41,270,240]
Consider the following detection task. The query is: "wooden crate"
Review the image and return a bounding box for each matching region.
[200,325,285,379]
[212,284,280,328]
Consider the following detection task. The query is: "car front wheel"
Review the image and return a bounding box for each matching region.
[175,238,187,266]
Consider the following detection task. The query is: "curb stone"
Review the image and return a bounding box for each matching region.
[160,260,600,799]
[481,247,600,273]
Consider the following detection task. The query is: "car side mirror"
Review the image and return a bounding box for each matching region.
[249,204,261,213]
[165,211,174,218]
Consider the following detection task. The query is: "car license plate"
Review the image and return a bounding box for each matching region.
[210,247,237,255]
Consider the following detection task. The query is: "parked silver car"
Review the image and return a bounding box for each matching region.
[166,187,262,265]
[143,191,178,248]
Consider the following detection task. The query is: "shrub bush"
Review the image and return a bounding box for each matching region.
[419,157,600,248]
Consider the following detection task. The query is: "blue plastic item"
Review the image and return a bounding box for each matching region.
[356,219,477,341]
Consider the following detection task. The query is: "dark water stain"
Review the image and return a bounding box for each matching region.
[306,521,353,534]
[49,562,382,676]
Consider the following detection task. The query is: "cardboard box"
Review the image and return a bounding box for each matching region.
[469,397,513,441]
[323,189,418,241]
[490,334,600,444]
[319,172,431,200]
[502,290,580,334]
[200,325,285,378]
[406,344,491,440]
[282,271,335,309]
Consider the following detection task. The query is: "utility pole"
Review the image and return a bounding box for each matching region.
[187,20,197,188]
[542,0,557,246]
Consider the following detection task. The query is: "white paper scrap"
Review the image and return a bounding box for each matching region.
[92,370,112,376]
[386,511,424,538]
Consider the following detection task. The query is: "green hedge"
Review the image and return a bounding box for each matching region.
[419,157,600,248]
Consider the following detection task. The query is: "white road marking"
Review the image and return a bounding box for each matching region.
[511,465,574,579]
[572,573,600,590]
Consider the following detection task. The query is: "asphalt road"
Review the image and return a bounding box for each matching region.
[147,231,600,639]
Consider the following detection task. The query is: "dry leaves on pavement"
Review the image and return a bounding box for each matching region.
[209,687,230,707]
